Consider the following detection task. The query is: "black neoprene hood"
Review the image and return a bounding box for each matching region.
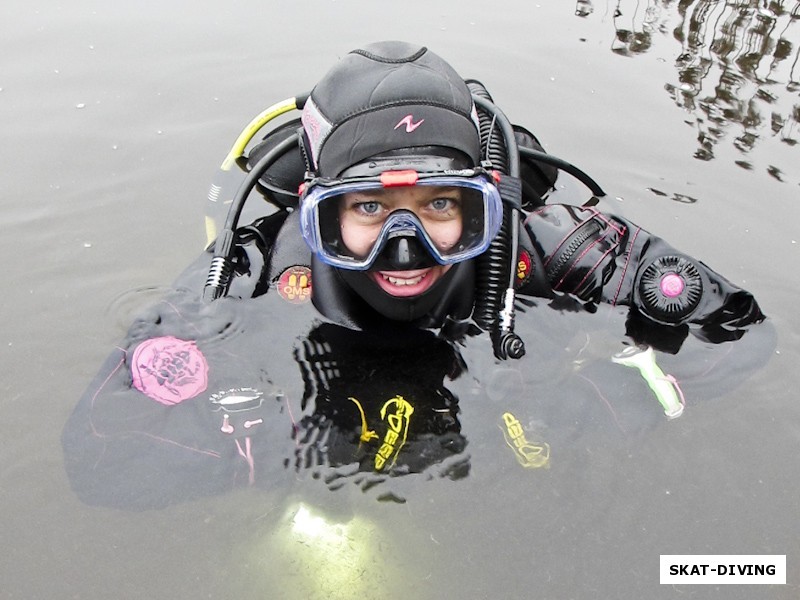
[301,41,482,177]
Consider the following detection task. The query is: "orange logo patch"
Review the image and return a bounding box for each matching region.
[515,251,532,287]
[277,266,312,304]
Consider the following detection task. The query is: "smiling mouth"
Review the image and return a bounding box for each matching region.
[370,268,441,297]
[382,273,425,287]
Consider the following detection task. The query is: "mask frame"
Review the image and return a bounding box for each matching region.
[299,169,503,271]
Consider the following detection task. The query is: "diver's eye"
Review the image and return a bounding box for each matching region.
[425,195,462,219]
[430,198,453,211]
[355,201,381,215]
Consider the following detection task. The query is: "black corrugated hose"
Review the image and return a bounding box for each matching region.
[467,83,526,359]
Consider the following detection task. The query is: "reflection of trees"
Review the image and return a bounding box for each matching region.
[576,1,800,173]
[668,0,800,166]
[575,0,666,53]
[612,1,664,55]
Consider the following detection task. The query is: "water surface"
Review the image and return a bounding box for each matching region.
[2,1,798,598]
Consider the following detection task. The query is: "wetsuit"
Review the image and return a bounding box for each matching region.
[61,125,768,510]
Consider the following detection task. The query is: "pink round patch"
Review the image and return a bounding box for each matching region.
[660,273,685,298]
[131,336,208,405]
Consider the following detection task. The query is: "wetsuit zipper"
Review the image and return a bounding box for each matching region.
[546,219,602,285]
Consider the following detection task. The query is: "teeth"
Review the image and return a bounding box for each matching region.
[383,274,425,286]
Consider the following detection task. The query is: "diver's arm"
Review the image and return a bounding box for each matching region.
[519,204,765,347]
[61,308,234,510]
[61,288,288,510]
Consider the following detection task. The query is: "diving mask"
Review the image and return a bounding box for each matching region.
[299,169,503,271]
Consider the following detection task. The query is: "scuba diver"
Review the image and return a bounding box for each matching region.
[62,41,766,510]
[201,40,762,352]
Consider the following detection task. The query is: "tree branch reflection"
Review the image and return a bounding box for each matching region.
[576,0,799,174]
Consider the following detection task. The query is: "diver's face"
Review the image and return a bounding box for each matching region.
[339,185,463,297]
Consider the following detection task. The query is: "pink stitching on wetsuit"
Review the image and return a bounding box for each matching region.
[567,217,627,293]
[587,209,625,235]
[557,228,621,294]
[611,226,642,306]
[660,374,686,408]
[87,348,221,465]
[235,437,255,485]
[576,373,626,433]
[542,215,593,269]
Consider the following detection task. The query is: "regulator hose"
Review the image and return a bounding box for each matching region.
[205,96,307,246]
[203,132,301,301]
[467,82,509,173]
[469,89,525,360]
[518,146,606,198]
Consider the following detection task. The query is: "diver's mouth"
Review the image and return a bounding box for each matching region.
[384,273,424,287]
[370,266,449,298]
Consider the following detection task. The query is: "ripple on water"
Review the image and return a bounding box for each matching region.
[106,285,249,347]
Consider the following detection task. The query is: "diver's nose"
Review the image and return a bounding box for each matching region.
[382,235,434,270]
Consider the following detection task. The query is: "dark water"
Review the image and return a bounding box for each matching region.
[2,1,799,598]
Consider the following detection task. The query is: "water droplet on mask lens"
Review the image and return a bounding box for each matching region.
[76,103,86,109]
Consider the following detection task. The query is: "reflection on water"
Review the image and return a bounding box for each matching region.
[290,323,471,500]
[670,0,800,166]
[575,0,668,53]
[5,1,798,597]
[579,0,800,175]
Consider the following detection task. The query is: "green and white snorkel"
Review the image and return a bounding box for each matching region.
[612,345,685,418]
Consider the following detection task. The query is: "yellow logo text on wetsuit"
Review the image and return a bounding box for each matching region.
[375,396,415,471]
[501,412,550,469]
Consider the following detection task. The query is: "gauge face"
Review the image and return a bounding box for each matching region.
[638,255,703,323]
